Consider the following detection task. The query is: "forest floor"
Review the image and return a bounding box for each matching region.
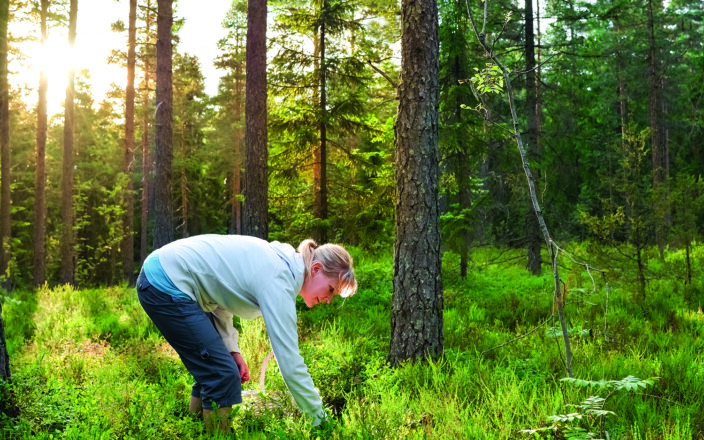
[1,243,703,439]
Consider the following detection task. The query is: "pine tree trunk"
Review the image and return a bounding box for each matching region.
[0,0,10,286]
[60,0,77,285]
[636,243,646,296]
[243,0,268,240]
[0,0,9,372]
[0,302,9,382]
[153,0,174,250]
[123,0,137,284]
[140,0,153,265]
[313,17,328,244]
[230,59,244,235]
[455,56,471,279]
[525,0,541,276]
[33,0,49,287]
[647,0,667,258]
[179,125,188,238]
[388,0,443,366]
[685,241,692,285]
[648,0,660,186]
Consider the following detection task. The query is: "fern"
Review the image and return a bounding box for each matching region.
[521,376,659,438]
[547,413,583,423]
[561,375,658,391]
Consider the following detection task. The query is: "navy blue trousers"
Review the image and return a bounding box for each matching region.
[136,270,242,410]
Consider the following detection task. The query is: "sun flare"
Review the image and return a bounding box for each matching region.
[13,36,77,116]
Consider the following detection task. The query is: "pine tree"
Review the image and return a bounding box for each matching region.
[122,0,137,284]
[0,0,10,286]
[32,0,49,287]
[0,0,10,385]
[437,0,485,279]
[388,0,443,366]
[213,0,247,235]
[243,0,268,239]
[60,0,77,285]
[139,0,156,263]
[524,0,541,275]
[269,0,378,242]
[153,0,174,249]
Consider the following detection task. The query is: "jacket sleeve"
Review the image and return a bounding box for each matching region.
[258,284,326,425]
[211,307,240,353]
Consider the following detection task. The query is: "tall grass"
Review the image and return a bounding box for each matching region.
[1,243,703,439]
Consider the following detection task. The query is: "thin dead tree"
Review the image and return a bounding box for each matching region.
[463,0,574,377]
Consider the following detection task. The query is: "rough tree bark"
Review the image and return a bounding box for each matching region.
[388,0,443,366]
[33,0,49,287]
[243,0,268,240]
[525,0,541,276]
[60,0,77,285]
[140,0,154,264]
[122,0,137,283]
[0,0,10,287]
[153,0,174,249]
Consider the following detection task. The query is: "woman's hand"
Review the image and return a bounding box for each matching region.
[230,352,251,382]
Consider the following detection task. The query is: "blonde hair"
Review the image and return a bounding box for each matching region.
[298,239,357,298]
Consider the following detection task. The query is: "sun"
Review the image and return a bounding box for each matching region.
[14,36,76,117]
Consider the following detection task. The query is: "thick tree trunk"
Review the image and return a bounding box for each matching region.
[0,0,10,286]
[33,0,49,287]
[60,0,77,285]
[153,0,174,249]
[123,0,137,284]
[140,0,153,265]
[388,0,443,366]
[313,18,328,244]
[525,0,541,275]
[243,0,268,240]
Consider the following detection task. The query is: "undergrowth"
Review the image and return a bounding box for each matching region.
[1,243,703,439]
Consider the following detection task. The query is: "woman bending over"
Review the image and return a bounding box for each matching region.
[136,234,357,432]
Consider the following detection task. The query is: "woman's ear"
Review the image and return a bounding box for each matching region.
[311,261,322,274]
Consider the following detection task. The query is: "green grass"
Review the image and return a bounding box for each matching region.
[1,243,703,439]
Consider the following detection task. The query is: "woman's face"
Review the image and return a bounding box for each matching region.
[299,262,338,307]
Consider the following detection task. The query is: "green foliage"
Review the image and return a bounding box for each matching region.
[521,376,658,439]
[3,246,704,438]
[468,63,505,95]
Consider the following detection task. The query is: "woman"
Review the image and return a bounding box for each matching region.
[135,234,357,432]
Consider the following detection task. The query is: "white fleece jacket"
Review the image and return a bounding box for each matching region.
[153,234,325,423]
